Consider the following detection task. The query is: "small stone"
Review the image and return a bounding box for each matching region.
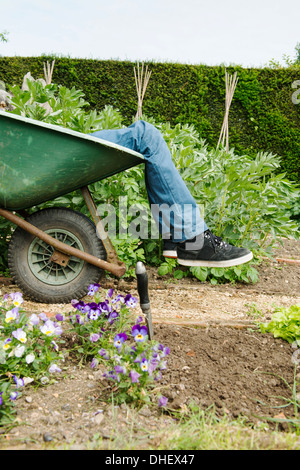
[94,413,104,425]
[43,432,53,442]
[138,405,152,417]
[25,396,32,403]
[61,404,71,411]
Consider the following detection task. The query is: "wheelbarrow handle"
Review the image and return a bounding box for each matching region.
[0,208,126,278]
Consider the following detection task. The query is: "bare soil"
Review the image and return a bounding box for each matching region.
[1,238,300,449]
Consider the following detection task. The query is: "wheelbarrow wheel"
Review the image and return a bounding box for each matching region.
[8,207,106,304]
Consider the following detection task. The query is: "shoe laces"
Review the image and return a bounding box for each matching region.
[205,230,228,251]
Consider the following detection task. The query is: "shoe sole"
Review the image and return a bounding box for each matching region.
[163,250,177,259]
[177,251,253,267]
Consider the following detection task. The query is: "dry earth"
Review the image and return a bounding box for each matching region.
[0,238,300,450]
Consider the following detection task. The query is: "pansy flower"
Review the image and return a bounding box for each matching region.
[111,294,125,305]
[129,370,141,383]
[12,328,27,343]
[87,283,101,296]
[5,307,19,323]
[9,292,23,307]
[103,370,118,381]
[86,302,100,320]
[90,333,100,342]
[158,396,168,407]
[13,345,26,357]
[106,288,113,299]
[25,353,35,364]
[13,375,24,388]
[108,310,119,325]
[40,320,57,336]
[132,324,148,342]
[28,313,40,326]
[10,391,18,401]
[140,357,149,372]
[91,357,99,368]
[73,300,86,313]
[99,300,111,315]
[158,344,170,357]
[75,314,84,325]
[49,363,62,374]
[114,365,126,375]
[39,312,48,322]
[124,294,138,308]
[3,338,11,350]
[99,348,109,360]
[113,332,127,348]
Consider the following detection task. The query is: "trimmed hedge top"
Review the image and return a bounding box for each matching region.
[0,56,299,180]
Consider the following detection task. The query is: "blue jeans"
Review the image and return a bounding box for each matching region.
[91,120,207,242]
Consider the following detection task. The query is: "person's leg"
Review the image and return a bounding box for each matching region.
[91,120,206,242]
[91,121,253,267]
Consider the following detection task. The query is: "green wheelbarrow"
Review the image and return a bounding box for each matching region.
[0,112,145,304]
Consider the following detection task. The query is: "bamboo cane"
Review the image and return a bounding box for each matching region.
[43,60,55,85]
[134,62,152,121]
[217,70,238,152]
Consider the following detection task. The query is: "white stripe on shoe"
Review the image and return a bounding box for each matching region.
[163,250,177,258]
[177,251,253,267]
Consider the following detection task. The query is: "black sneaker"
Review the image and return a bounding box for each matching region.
[163,239,177,258]
[177,230,253,267]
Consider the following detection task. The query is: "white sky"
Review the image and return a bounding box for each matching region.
[1,0,299,67]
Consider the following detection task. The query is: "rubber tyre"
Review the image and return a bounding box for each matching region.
[8,207,106,303]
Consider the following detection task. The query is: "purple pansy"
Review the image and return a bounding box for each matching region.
[114,365,126,375]
[124,294,138,308]
[99,300,111,315]
[12,328,27,343]
[10,391,18,401]
[91,358,99,368]
[13,375,24,388]
[49,363,61,374]
[28,313,40,326]
[75,314,84,325]
[108,310,119,324]
[103,370,118,381]
[132,324,148,342]
[111,294,125,305]
[99,348,109,360]
[87,283,101,296]
[106,288,113,299]
[73,300,86,313]
[158,396,168,407]
[90,333,100,342]
[86,302,101,320]
[113,332,127,348]
[129,370,141,383]
[140,357,149,372]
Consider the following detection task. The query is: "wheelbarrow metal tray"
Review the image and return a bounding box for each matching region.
[0,112,144,211]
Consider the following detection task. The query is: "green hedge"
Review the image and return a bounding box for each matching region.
[0,56,299,179]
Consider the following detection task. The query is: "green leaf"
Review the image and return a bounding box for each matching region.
[173,269,184,279]
[158,264,170,276]
[189,266,208,281]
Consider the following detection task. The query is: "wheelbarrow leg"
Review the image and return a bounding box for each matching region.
[80,186,123,266]
[136,261,154,340]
